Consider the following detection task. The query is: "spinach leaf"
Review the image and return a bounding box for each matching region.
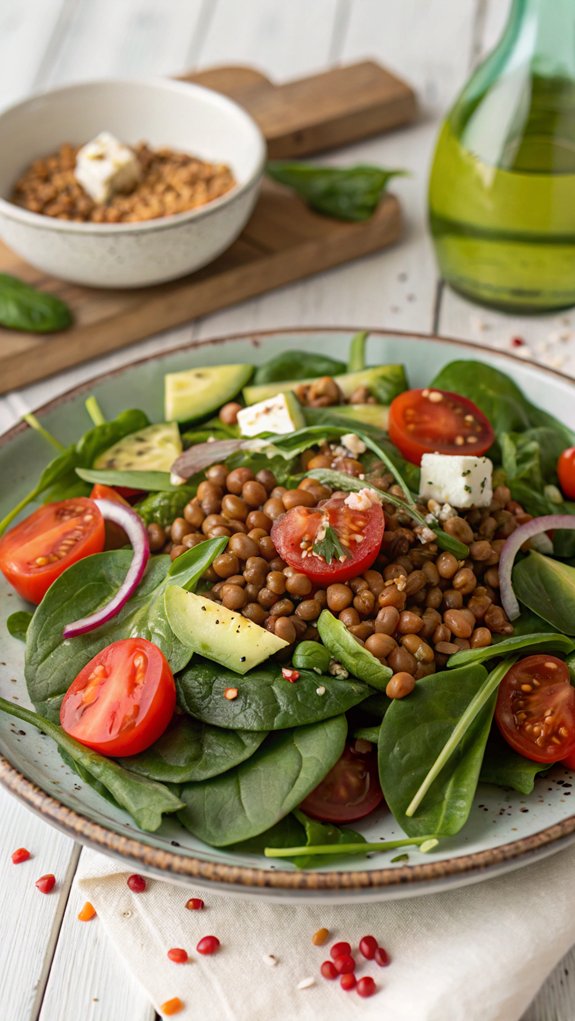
[253,350,346,385]
[176,658,369,730]
[317,610,391,691]
[135,484,199,527]
[292,641,332,675]
[231,814,307,854]
[177,716,347,846]
[447,631,575,668]
[378,664,495,837]
[360,692,392,719]
[0,446,81,535]
[0,273,72,333]
[266,163,405,221]
[347,331,369,372]
[25,539,227,720]
[479,730,550,794]
[0,697,183,831]
[76,467,175,491]
[122,715,266,783]
[500,429,575,556]
[513,552,575,635]
[353,726,381,743]
[6,611,33,642]
[284,810,366,869]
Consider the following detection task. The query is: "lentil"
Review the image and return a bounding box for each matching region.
[386,671,416,699]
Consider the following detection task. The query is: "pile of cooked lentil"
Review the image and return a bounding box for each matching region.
[146,438,525,700]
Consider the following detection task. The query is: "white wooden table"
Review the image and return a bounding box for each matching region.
[1,2,574,1018]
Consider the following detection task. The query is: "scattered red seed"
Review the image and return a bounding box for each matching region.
[330,941,351,960]
[357,976,377,998]
[196,935,220,955]
[167,948,188,964]
[334,955,355,975]
[224,687,238,700]
[160,997,184,1016]
[186,897,204,910]
[11,847,31,865]
[127,874,146,893]
[511,336,526,348]
[78,901,97,922]
[35,874,56,894]
[374,946,390,967]
[320,960,338,980]
[281,667,300,683]
[312,926,330,946]
[340,973,357,991]
[359,934,378,960]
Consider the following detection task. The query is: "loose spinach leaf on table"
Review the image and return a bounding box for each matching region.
[252,350,346,385]
[0,698,183,831]
[512,552,575,635]
[6,610,33,642]
[177,716,347,846]
[122,715,267,783]
[479,730,550,795]
[266,163,405,221]
[0,273,72,333]
[176,658,369,731]
[25,538,227,720]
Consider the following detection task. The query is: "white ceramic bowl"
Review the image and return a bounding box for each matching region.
[0,78,266,288]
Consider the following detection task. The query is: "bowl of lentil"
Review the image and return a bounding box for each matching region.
[0,78,265,287]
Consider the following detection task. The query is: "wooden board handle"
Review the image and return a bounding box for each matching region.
[183,60,417,158]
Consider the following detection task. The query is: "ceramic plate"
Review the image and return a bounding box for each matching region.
[1,328,575,903]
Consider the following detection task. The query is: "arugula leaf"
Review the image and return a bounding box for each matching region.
[6,611,33,642]
[266,163,405,221]
[312,524,350,565]
[0,273,72,333]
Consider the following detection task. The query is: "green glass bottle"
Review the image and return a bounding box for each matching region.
[429,0,575,312]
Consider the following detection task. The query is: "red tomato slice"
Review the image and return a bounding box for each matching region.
[271,492,384,585]
[90,484,130,549]
[557,448,575,500]
[495,655,575,764]
[60,638,176,756]
[0,497,105,604]
[299,742,385,823]
[388,388,494,465]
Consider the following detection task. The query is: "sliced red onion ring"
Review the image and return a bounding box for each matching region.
[63,498,150,639]
[499,514,575,622]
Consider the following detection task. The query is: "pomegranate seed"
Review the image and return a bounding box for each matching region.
[357,976,377,998]
[77,901,96,922]
[35,874,56,894]
[334,955,355,975]
[340,973,357,991]
[196,935,220,955]
[281,668,300,682]
[359,934,378,960]
[511,336,526,348]
[330,941,351,960]
[127,874,146,893]
[160,997,184,1015]
[320,961,338,980]
[224,687,238,700]
[374,946,390,967]
[186,897,204,910]
[11,847,31,864]
[167,948,188,964]
[312,926,330,946]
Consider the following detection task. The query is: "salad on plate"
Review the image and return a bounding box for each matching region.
[2,331,575,866]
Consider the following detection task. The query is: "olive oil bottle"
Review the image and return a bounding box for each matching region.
[429,0,575,312]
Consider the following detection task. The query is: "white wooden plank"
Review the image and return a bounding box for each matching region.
[0,0,65,111]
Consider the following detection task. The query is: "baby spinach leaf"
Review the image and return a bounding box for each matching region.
[513,552,575,635]
[285,810,366,868]
[0,273,72,333]
[447,631,575,668]
[292,640,332,675]
[76,467,175,491]
[176,658,369,731]
[135,484,199,527]
[0,697,183,832]
[6,611,33,642]
[74,409,150,467]
[479,730,551,794]
[0,446,81,535]
[25,539,227,720]
[317,610,391,691]
[266,162,405,221]
[252,350,346,385]
[379,664,495,837]
[177,716,347,846]
[122,715,267,783]
[353,726,381,743]
[360,692,392,719]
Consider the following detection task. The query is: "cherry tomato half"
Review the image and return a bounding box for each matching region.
[495,655,575,764]
[299,742,385,823]
[388,388,494,465]
[60,637,176,757]
[0,497,105,604]
[557,448,575,501]
[90,484,130,549]
[271,492,384,585]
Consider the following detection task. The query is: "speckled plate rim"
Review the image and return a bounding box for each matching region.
[1,325,575,898]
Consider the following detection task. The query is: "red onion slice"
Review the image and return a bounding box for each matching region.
[63,498,150,639]
[499,514,575,622]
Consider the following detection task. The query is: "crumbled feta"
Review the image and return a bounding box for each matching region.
[419,453,493,509]
[75,132,141,204]
[236,392,303,437]
[170,472,187,486]
[415,525,436,544]
[329,660,349,678]
[344,488,380,511]
[341,433,367,456]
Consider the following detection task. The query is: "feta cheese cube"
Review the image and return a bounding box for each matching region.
[237,392,304,437]
[341,433,367,456]
[344,488,380,511]
[75,132,141,204]
[419,453,493,509]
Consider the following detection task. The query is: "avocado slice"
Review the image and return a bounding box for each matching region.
[165,364,253,423]
[93,421,182,472]
[317,610,392,692]
[243,364,406,406]
[165,586,288,674]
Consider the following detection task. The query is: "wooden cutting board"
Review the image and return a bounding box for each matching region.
[0,61,416,394]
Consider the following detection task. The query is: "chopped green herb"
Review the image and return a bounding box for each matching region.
[312,525,350,565]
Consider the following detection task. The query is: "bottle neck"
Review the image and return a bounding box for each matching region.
[506,0,575,76]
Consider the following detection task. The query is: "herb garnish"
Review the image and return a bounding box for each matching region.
[312,525,350,564]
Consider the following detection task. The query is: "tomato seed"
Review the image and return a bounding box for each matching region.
[334,955,355,975]
[374,946,390,967]
[330,940,351,960]
[127,874,146,893]
[160,997,184,1015]
[35,874,56,894]
[320,961,338,980]
[11,847,31,865]
[77,901,96,922]
[357,976,377,998]
[167,948,188,964]
[186,897,204,910]
[224,687,238,700]
[340,973,357,991]
[196,935,220,955]
[312,927,330,946]
[359,934,378,960]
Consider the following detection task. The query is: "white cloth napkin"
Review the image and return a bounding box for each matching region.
[77,844,575,1021]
